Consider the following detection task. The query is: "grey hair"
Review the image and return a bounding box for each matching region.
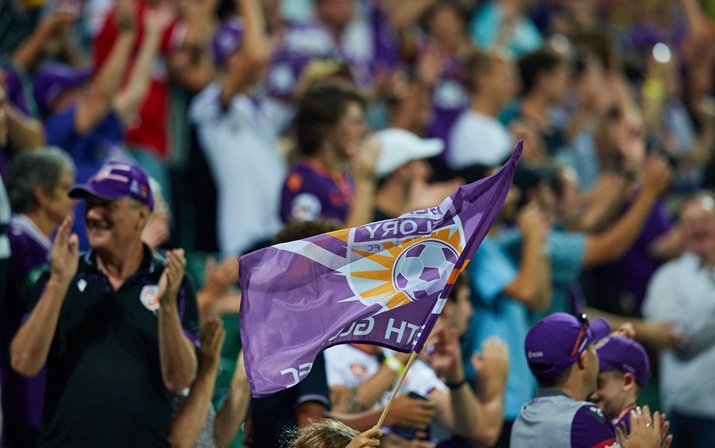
[6,147,75,213]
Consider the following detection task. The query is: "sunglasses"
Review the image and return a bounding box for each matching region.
[570,313,590,358]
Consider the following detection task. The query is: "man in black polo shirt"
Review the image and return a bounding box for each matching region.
[10,162,200,447]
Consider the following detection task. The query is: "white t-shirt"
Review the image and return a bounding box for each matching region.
[189,83,289,253]
[446,110,512,169]
[324,345,447,408]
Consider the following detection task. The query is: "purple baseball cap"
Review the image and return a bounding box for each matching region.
[69,162,154,210]
[212,18,244,66]
[595,336,651,388]
[525,313,611,379]
[33,63,92,116]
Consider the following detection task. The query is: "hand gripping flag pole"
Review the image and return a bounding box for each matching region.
[375,351,419,429]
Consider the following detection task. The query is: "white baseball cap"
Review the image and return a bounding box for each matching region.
[375,128,444,177]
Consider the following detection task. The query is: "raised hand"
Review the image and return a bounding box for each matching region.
[197,318,225,377]
[384,394,436,429]
[50,216,80,286]
[617,405,672,448]
[345,426,382,448]
[159,249,187,306]
[349,135,382,184]
[430,326,463,383]
[517,202,549,242]
[641,153,672,197]
[144,0,176,32]
[472,337,509,401]
[114,0,138,32]
[202,254,240,298]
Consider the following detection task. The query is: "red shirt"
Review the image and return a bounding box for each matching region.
[92,2,181,158]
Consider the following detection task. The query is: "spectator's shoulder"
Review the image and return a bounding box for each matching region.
[189,82,226,121]
[570,403,618,447]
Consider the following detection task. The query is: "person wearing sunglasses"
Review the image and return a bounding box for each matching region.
[511,313,672,448]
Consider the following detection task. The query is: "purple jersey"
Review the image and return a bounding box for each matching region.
[280,160,354,224]
[0,215,52,446]
[611,403,636,435]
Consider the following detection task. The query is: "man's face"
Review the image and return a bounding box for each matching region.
[590,370,628,420]
[85,196,146,252]
[680,198,715,259]
[427,4,464,43]
[544,64,570,105]
[315,0,355,30]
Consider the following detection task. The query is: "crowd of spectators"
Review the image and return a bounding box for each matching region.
[1,0,715,446]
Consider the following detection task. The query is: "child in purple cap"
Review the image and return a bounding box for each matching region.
[511,312,671,448]
[590,336,651,435]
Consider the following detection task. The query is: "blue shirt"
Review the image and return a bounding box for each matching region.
[465,237,535,420]
[496,229,586,325]
[44,105,125,250]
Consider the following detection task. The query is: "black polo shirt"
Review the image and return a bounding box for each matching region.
[25,245,200,448]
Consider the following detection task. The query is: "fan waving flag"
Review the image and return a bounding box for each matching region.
[239,142,523,397]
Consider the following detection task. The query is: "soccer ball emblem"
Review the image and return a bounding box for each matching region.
[392,240,459,302]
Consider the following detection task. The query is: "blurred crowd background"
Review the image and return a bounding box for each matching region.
[2,0,715,446]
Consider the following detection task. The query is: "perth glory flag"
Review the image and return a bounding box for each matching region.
[239,142,523,397]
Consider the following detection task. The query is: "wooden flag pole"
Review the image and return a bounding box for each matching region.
[375,351,419,429]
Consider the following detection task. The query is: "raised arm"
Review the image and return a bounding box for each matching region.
[214,350,251,448]
[167,0,217,93]
[114,1,175,127]
[10,216,78,376]
[74,0,137,135]
[581,154,672,268]
[158,248,198,392]
[219,0,270,108]
[12,9,78,72]
[503,203,551,311]
[3,98,45,150]
[168,319,225,448]
[430,328,507,446]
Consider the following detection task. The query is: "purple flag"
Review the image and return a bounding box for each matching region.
[239,142,523,398]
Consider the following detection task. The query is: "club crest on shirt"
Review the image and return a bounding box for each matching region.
[140,285,161,312]
[350,362,368,378]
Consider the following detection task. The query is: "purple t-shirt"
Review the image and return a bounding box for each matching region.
[586,199,674,315]
[0,215,52,446]
[280,160,354,224]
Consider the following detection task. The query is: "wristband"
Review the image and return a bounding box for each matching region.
[383,356,405,375]
[445,378,467,389]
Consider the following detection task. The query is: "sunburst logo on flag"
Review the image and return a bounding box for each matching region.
[344,228,464,312]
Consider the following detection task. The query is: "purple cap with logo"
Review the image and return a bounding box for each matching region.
[69,162,154,210]
[212,18,244,66]
[33,63,92,116]
[525,312,611,379]
[595,336,651,388]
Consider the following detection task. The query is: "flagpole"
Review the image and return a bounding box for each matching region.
[375,351,419,429]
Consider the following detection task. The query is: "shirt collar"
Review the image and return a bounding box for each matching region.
[83,244,157,275]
